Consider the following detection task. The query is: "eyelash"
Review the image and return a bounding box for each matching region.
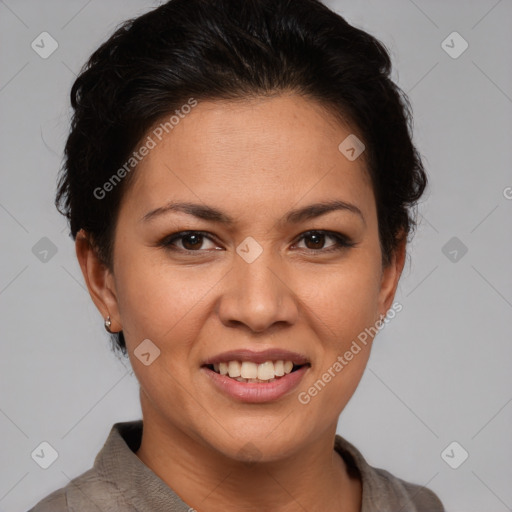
[158,230,355,255]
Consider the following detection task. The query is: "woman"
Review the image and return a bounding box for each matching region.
[29,0,445,510]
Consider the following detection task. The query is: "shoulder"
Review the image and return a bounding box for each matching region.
[369,465,445,511]
[27,468,117,512]
[27,488,68,512]
[334,434,445,512]
[27,421,146,512]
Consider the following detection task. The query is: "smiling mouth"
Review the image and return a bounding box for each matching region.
[202,360,311,384]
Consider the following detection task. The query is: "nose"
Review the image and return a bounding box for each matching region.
[217,245,299,334]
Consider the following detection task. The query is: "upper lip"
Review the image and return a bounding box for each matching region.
[202,348,310,366]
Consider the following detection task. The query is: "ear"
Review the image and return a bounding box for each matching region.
[75,229,122,332]
[377,233,407,317]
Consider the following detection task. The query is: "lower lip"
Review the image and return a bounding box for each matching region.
[201,366,309,403]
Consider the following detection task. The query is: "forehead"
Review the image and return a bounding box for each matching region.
[123,94,375,223]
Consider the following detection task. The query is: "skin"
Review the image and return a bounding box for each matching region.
[76,93,406,512]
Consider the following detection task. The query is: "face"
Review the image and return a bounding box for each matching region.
[80,94,404,462]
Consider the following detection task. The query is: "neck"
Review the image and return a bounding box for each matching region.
[135,396,361,511]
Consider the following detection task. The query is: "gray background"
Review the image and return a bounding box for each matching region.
[1,0,511,510]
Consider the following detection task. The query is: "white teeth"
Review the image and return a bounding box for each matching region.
[219,362,229,375]
[211,359,302,380]
[274,360,285,376]
[228,360,241,378]
[240,361,258,379]
[257,361,275,381]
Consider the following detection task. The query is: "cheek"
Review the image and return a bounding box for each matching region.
[113,247,223,355]
[307,255,382,338]
[300,250,381,389]
[297,268,380,419]
[114,256,204,407]
[113,248,178,342]
[114,237,382,346]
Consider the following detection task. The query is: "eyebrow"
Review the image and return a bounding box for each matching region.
[141,199,365,226]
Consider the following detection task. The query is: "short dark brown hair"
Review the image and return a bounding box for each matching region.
[56,0,427,353]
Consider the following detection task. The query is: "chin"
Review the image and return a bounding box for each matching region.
[202,420,310,464]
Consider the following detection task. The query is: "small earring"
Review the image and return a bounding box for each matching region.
[104,315,113,333]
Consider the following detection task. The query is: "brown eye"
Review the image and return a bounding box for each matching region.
[180,233,204,250]
[303,232,327,250]
[295,230,355,253]
[160,231,219,252]
[159,229,354,255]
